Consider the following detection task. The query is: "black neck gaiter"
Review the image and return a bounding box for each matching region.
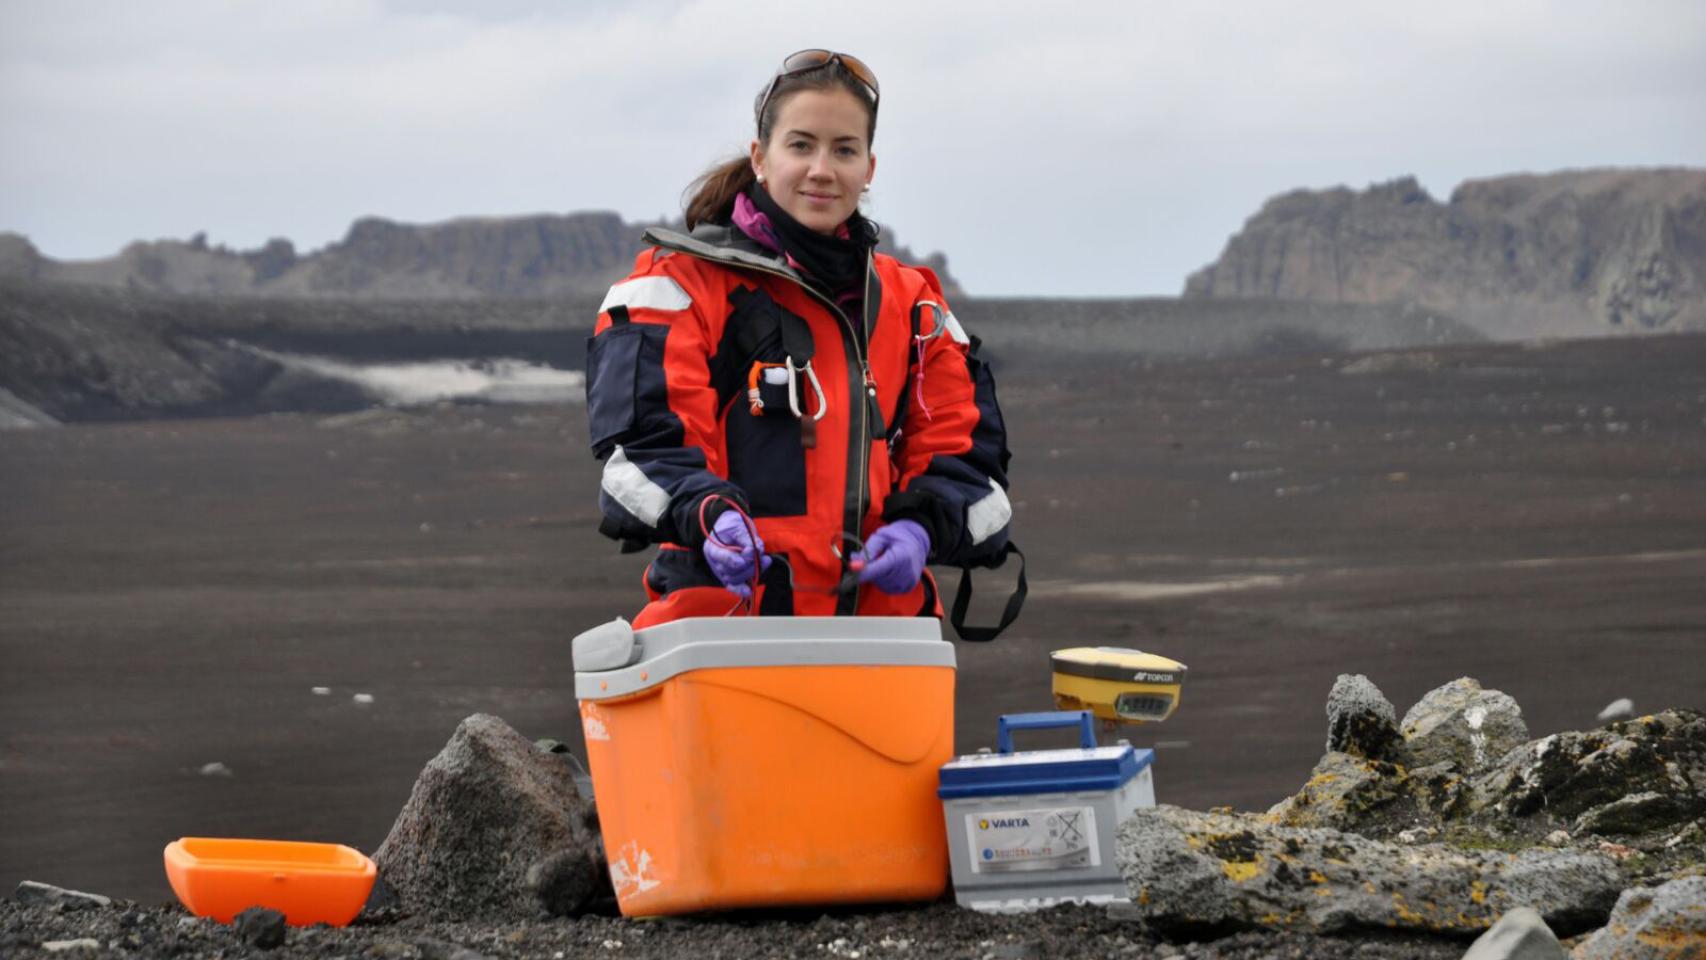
[748,183,877,296]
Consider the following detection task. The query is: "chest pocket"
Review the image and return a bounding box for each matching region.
[714,286,814,518]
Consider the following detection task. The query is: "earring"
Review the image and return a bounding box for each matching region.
[756,174,766,184]
[862,183,871,193]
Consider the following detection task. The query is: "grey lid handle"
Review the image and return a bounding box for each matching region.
[572,617,638,672]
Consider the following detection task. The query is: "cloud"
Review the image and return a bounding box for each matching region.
[2,0,1702,295]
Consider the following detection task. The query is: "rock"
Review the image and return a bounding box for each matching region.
[234,906,286,949]
[14,881,112,910]
[373,713,604,920]
[1325,674,1401,760]
[1401,678,1529,773]
[1466,710,1706,834]
[198,761,234,777]
[526,846,609,917]
[1597,698,1635,723]
[1572,875,1706,960]
[1267,752,1464,838]
[1572,791,1691,837]
[1114,805,1620,937]
[41,939,102,953]
[1460,907,1566,960]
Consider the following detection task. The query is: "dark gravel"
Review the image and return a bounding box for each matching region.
[2,897,1469,959]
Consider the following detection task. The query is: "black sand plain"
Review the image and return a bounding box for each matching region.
[3,331,1705,956]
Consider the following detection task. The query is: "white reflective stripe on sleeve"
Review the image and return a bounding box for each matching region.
[966,478,1011,546]
[601,445,670,526]
[943,311,971,345]
[600,276,692,314]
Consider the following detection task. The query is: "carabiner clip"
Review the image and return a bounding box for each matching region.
[912,301,948,344]
[786,358,829,421]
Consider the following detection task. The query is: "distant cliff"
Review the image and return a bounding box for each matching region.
[1185,168,1706,338]
[0,212,962,300]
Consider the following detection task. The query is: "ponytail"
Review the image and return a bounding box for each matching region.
[684,155,756,230]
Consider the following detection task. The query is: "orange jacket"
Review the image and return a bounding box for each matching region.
[586,224,1011,626]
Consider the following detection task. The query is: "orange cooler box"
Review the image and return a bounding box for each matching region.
[574,616,955,916]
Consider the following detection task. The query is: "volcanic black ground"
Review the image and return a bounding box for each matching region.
[3,332,1704,938]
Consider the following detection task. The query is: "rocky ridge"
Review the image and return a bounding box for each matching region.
[1185,168,1706,339]
[0,212,960,301]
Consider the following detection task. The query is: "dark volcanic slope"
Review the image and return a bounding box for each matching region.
[2,332,1705,909]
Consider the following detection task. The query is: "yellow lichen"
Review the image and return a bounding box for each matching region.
[1221,859,1262,882]
[1391,893,1428,926]
[1469,880,1487,905]
[1635,930,1706,949]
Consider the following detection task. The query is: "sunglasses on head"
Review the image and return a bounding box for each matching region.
[756,49,880,126]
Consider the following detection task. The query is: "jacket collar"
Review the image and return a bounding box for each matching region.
[642,224,804,284]
[643,223,881,342]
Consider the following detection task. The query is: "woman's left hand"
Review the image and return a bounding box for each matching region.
[854,520,930,594]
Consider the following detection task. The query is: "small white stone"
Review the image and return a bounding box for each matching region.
[1546,830,1570,846]
[311,687,331,696]
[199,762,233,778]
[352,693,375,705]
[42,939,102,953]
[1597,698,1634,722]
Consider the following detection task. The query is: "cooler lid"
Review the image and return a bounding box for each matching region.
[938,745,1153,799]
[575,616,954,700]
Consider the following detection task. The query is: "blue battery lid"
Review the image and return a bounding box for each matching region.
[937,744,1154,799]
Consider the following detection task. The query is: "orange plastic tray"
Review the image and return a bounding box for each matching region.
[163,837,376,926]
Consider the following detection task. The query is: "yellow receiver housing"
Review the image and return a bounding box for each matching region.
[1051,647,1187,725]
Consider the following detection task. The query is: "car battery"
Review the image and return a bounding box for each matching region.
[937,711,1154,913]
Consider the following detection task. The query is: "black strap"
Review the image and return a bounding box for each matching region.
[948,543,1026,643]
[607,305,631,326]
[777,308,815,365]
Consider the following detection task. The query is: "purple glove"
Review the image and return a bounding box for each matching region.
[704,509,771,600]
[854,520,930,594]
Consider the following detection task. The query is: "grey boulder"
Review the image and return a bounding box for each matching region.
[1571,875,1706,960]
[1325,673,1401,760]
[1114,805,1620,938]
[1460,907,1566,960]
[1401,677,1529,773]
[374,713,605,920]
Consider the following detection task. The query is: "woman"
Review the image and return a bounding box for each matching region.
[585,49,1014,633]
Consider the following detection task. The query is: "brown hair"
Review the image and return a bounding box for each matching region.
[683,60,878,230]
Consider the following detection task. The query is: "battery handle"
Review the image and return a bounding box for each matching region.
[996,710,1097,754]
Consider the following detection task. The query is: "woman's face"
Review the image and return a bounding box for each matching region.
[750,87,876,236]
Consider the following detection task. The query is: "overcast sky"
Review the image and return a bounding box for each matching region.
[2,1,1702,296]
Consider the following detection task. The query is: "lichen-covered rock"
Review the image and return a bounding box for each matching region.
[1401,678,1529,773]
[1466,710,1706,835]
[1326,674,1400,760]
[1461,906,1567,960]
[1268,752,1466,839]
[373,714,605,920]
[1571,875,1706,960]
[1115,806,1620,938]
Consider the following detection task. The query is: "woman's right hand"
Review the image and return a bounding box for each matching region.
[703,509,772,599]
